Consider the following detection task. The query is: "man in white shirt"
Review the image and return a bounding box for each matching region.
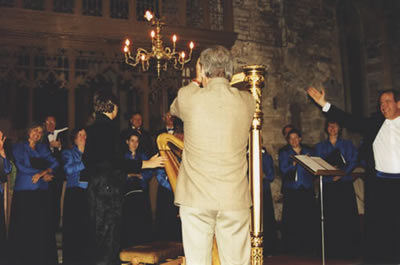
[307,87,400,264]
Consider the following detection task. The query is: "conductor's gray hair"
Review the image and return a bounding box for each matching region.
[199,45,234,80]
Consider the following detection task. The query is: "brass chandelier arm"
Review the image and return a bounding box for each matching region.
[123,10,194,77]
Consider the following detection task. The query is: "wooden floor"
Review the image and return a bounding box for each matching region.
[264,255,361,265]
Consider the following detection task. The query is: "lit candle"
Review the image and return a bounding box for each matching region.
[181,52,186,59]
[141,54,146,61]
[189,41,194,50]
[151,30,155,39]
[144,11,153,21]
[123,46,129,53]
[172,34,177,43]
[125,39,130,46]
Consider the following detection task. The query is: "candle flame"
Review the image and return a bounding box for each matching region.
[189,41,194,49]
[172,35,177,42]
[144,11,153,21]
[125,39,130,46]
[123,46,129,53]
[181,52,186,58]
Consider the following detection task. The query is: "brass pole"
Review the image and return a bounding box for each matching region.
[243,65,266,265]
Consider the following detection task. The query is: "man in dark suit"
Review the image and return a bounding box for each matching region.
[43,115,67,231]
[307,87,400,264]
[156,112,175,136]
[120,112,154,157]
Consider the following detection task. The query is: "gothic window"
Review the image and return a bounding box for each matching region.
[337,1,366,116]
[16,52,30,80]
[23,0,44,10]
[181,65,192,87]
[34,72,68,126]
[0,0,13,7]
[33,54,47,80]
[186,1,204,28]
[136,0,158,21]
[54,0,74,13]
[110,0,128,19]
[55,49,69,81]
[209,0,223,30]
[75,53,89,78]
[83,0,102,16]
[161,0,179,25]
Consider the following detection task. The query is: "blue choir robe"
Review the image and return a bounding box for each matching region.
[61,145,91,264]
[120,151,153,248]
[62,145,88,189]
[279,146,314,190]
[314,138,358,183]
[12,140,59,191]
[9,140,59,265]
[123,151,152,191]
[279,145,318,255]
[313,138,360,258]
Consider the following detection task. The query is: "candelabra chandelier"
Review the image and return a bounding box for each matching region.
[123,11,194,78]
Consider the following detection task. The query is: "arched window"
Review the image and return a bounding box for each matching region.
[337,1,366,117]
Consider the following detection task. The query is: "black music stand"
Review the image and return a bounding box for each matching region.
[291,155,345,265]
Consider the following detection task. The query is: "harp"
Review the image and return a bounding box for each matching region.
[157,65,266,265]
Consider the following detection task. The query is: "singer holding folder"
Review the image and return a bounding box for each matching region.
[314,119,360,258]
[279,128,318,256]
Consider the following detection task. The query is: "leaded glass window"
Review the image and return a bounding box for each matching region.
[209,0,224,30]
[186,1,203,28]
[0,0,13,7]
[110,0,128,19]
[54,0,74,13]
[83,0,102,16]
[136,0,158,21]
[23,0,44,10]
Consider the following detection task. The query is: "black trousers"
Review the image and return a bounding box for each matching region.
[363,177,400,264]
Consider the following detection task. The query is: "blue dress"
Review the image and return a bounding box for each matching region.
[279,145,318,255]
[154,167,182,242]
[8,141,59,265]
[61,145,91,264]
[120,151,153,248]
[314,138,360,258]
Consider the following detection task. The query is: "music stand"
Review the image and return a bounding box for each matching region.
[291,155,345,265]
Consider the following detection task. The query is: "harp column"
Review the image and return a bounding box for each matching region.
[244,65,266,265]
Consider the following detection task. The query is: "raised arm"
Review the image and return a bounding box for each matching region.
[307,87,327,107]
[306,87,375,133]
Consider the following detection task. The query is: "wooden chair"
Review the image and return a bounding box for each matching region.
[120,241,185,265]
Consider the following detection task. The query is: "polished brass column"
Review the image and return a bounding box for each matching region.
[243,65,266,265]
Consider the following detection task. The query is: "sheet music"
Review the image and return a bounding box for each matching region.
[295,155,337,171]
[48,127,68,142]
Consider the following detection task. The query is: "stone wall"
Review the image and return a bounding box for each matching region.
[232,0,343,156]
[230,0,400,220]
